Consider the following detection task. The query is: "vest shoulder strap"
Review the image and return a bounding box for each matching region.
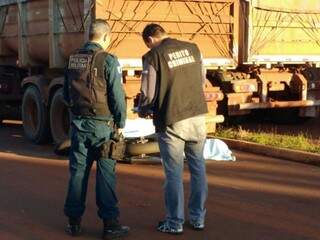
[90,50,108,79]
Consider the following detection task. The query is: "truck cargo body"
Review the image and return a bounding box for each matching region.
[216,0,320,118]
[0,0,319,145]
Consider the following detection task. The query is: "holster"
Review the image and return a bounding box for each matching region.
[109,139,126,161]
[98,134,126,161]
[99,140,112,159]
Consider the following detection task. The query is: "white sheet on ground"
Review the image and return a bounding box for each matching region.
[204,139,236,161]
[123,119,235,161]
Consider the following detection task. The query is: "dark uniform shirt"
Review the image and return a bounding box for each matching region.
[138,38,207,132]
[63,42,126,131]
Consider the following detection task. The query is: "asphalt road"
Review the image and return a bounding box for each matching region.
[0,122,320,240]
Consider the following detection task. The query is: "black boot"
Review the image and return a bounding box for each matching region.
[66,217,82,236]
[102,219,129,240]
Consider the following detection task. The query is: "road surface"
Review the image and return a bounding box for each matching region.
[0,122,320,240]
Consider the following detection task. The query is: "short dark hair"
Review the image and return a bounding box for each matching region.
[89,19,111,40]
[142,24,166,42]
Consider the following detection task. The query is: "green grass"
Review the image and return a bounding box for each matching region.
[214,127,320,154]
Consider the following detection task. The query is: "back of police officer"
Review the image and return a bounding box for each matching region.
[63,19,129,240]
[138,24,208,234]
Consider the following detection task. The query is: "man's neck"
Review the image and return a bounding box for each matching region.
[91,40,102,46]
[152,36,169,48]
[159,36,169,42]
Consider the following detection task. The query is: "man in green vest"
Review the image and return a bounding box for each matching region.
[63,19,129,240]
[138,24,208,235]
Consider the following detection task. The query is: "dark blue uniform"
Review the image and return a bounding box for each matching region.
[63,42,126,220]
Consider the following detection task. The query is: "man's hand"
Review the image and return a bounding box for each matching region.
[112,128,124,142]
[132,106,153,119]
[138,110,153,119]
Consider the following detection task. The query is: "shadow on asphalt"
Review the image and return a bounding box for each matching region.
[0,121,66,161]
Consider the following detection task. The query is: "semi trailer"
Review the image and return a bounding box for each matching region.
[0,0,319,147]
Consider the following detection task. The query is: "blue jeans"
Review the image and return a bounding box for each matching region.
[64,119,119,220]
[157,115,208,229]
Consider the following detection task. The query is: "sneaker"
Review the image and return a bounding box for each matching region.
[189,220,205,231]
[103,219,130,240]
[65,217,82,236]
[157,221,183,235]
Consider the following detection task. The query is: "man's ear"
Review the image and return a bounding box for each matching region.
[104,34,111,42]
[104,34,111,48]
[144,36,154,48]
[147,36,153,44]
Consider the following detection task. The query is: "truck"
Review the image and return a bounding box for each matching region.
[0,0,319,148]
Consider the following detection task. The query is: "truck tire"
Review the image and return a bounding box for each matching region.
[126,141,160,156]
[22,85,50,144]
[50,88,70,145]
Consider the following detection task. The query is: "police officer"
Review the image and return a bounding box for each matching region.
[138,24,208,234]
[63,19,129,239]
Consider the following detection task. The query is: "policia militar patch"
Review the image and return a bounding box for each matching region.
[68,54,93,69]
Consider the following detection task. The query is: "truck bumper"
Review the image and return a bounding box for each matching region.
[237,100,320,110]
